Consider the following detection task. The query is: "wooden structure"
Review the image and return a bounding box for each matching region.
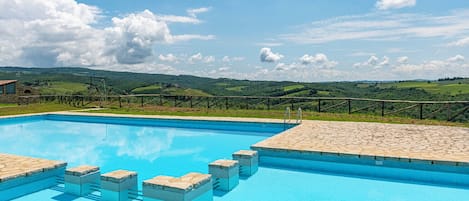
[0,80,17,96]
[17,94,469,122]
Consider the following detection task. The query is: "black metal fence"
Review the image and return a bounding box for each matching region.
[17,94,469,122]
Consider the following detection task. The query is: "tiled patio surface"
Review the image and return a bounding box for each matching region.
[0,153,66,183]
[253,120,469,164]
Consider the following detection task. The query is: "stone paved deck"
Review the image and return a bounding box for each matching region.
[0,153,66,182]
[253,120,469,164]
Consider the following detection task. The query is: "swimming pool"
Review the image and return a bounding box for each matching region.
[1,114,469,201]
[0,114,288,200]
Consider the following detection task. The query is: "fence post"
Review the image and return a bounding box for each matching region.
[318,99,321,113]
[140,96,144,107]
[159,95,163,106]
[225,97,228,109]
[207,97,210,109]
[267,98,270,110]
[381,101,385,117]
[119,97,122,108]
[447,103,451,121]
[245,97,249,109]
[348,99,351,114]
[190,96,193,108]
[419,103,423,119]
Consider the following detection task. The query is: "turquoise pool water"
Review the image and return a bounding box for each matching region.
[1,114,469,201]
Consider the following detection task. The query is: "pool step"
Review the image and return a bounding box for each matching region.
[209,159,239,191]
[10,149,260,201]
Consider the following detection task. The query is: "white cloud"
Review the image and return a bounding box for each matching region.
[354,55,390,69]
[188,53,203,63]
[378,56,390,67]
[448,37,469,47]
[218,67,230,72]
[203,55,215,63]
[172,34,216,42]
[155,15,201,24]
[187,7,211,18]
[188,53,215,64]
[158,54,178,62]
[222,56,245,62]
[281,10,469,44]
[376,0,416,10]
[105,10,173,64]
[299,53,338,68]
[0,0,214,67]
[392,55,469,79]
[447,54,465,63]
[397,56,409,63]
[260,48,283,63]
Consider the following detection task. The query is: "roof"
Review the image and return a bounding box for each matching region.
[0,80,17,85]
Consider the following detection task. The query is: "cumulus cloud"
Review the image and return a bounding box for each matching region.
[188,53,215,64]
[203,55,215,63]
[397,56,409,63]
[0,0,214,68]
[105,10,174,64]
[299,53,338,68]
[354,55,390,69]
[260,48,283,63]
[376,0,416,10]
[392,55,469,79]
[378,56,390,67]
[447,54,465,63]
[448,37,469,47]
[158,54,178,62]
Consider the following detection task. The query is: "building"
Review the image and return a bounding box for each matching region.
[0,80,17,96]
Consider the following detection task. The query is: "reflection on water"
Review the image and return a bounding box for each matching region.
[0,119,266,179]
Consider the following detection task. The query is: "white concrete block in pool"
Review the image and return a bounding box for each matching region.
[101,169,138,201]
[143,172,212,201]
[209,159,239,191]
[64,165,100,196]
[233,150,258,176]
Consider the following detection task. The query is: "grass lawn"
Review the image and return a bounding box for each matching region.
[131,84,162,94]
[0,103,16,108]
[89,106,468,127]
[0,103,466,127]
[226,86,247,92]
[283,84,304,91]
[378,81,469,96]
[39,81,88,95]
[0,103,78,116]
[164,87,211,96]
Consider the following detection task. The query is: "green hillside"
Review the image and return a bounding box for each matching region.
[0,67,467,122]
[39,81,88,95]
[1,67,467,100]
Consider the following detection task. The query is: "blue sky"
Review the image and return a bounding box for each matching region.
[1,0,468,81]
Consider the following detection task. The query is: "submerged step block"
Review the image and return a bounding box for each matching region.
[209,159,239,191]
[233,150,258,176]
[64,165,100,196]
[101,169,138,201]
[143,172,213,201]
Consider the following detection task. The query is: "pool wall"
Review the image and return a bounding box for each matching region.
[253,148,469,188]
[0,166,65,201]
[2,114,295,134]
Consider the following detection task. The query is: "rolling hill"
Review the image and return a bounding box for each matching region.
[0,67,467,100]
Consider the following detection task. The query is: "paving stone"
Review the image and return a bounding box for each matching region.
[252,120,469,164]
